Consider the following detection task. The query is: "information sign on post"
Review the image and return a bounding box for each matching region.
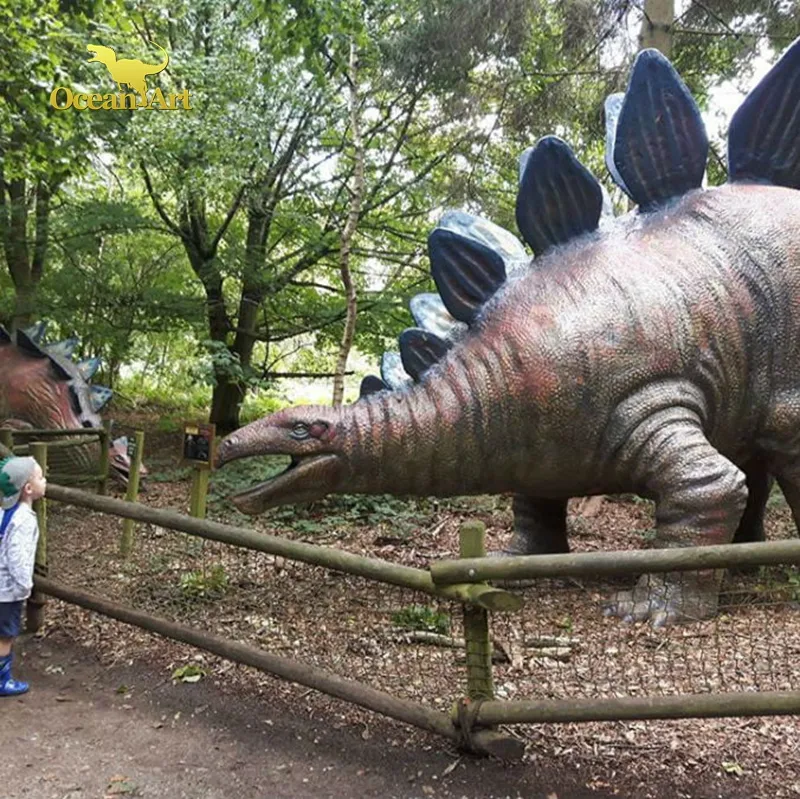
[181,422,217,469]
[182,422,216,519]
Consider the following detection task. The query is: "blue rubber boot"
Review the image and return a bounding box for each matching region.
[0,654,29,696]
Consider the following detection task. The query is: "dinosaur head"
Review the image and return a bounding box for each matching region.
[0,324,128,479]
[217,406,347,514]
[87,45,116,66]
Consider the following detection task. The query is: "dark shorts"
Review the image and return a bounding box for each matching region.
[0,601,23,638]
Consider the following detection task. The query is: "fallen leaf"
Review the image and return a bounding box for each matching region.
[442,758,460,777]
[105,775,138,796]
[721,761,744,777]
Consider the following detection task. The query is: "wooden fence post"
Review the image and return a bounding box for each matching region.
[451,521,523,759]
[460,520,494,700]
[119,430,145,558]
[189,466,210,519]
[97,420,111,495]
[26,442,48,633]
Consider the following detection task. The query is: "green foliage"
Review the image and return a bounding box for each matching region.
[266,492,430,535]
[768,484,787,508]
[148,464,193,483]
[641,528,658,543]
[191,340,273,393]
[240,392,286,424]
[171,663,207,683]
[754,565,800,604]
[555,615,574,634]
[287,519,326,536]
[0,0,120,181]
[391,604,450,635]
[179,564,229,600]
[207,455,291,508]
[785,568,800,603]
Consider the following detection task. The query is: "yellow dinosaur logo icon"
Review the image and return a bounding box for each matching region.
[86,42,169,101]
[49,41,191,111]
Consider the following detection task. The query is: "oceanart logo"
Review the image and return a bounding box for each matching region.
[49,42,191,111]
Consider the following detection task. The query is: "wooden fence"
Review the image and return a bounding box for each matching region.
[0,424,111,493]
[8,438,800,758]
[36,481,525,758]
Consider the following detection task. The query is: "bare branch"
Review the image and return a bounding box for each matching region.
[140,161,182,237]
[209,182,247,253]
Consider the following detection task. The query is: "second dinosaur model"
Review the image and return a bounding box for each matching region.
[0,323,141,484]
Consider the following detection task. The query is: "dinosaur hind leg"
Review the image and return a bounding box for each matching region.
[131,80,148,103]
[775,465,800,534]
[503,494,569,555]
[732,456,773,544]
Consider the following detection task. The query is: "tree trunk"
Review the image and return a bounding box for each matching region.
[639,0,674,55]
[205,274,240,434]
[12,285,37,330]
[0,176,51,331]
[332,38,366,406]
[210,380,245,434]
[210,211,270,434]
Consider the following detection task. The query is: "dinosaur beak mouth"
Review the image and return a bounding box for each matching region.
[230,453,342,515]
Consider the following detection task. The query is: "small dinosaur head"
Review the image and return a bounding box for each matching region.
[216,406,346,514]
[87,45,116,65]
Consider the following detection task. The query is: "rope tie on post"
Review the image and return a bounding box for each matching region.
[455,697,485,751]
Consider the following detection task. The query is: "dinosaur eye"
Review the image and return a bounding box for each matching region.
[290,422,310,440]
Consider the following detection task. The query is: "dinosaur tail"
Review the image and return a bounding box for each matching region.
[727,36,800,189]
[143,42,169,76]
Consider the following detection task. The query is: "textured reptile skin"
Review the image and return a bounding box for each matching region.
[0,327,108,473]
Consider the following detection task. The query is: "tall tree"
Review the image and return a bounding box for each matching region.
[639,0,674,55]
[331,35,366,406]
[124,0,535,430]
[0,0,117,329]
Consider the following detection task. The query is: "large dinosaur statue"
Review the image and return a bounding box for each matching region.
[217,40,800,625]
[0,323,140,483]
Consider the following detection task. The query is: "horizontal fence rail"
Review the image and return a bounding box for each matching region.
[34,578,456,740]
[45,484,521,612]
[472,691,800,726]
[34,576,523,758]
[13,437,101,454]
[5,427,105,438]
[431,540,800,584]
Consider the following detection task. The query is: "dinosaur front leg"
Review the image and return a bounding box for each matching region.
[605,411,747,626]
[503,494,569,555]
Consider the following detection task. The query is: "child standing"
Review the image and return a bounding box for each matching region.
[0,456,46,697]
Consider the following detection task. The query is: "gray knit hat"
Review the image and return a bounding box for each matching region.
[0,456,38,509]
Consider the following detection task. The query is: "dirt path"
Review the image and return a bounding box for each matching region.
[2,626,795,798]
[3,629,615,799]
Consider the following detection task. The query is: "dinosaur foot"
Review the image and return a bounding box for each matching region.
[603,572,720,627]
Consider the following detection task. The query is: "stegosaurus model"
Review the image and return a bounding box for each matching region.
[218,39,800,626]
[0,322,138,482]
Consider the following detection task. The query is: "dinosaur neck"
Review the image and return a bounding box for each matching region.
[345,337,528,497]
